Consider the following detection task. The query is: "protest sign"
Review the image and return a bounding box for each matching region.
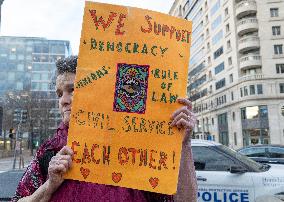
[65,1,192,194]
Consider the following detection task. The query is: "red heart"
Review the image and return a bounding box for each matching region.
[149,177,159,189]
[80,167,90,179]
[112,172,122,183]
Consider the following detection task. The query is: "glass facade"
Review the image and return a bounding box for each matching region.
[0,37,70,94]
[0,36,70,146]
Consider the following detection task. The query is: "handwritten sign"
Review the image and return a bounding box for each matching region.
[65,1,192,195]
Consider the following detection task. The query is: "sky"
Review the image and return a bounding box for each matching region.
[1,0,174,54]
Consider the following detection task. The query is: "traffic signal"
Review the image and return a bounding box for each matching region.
[22,110,28,123]
[9,128,15,139]
[13,109,28,124]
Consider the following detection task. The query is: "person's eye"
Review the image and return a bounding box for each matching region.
[57,92,63,98]
[70,88,74,94]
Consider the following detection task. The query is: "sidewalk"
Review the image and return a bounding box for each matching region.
[0,150,33,173]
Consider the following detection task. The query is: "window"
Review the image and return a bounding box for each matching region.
[18,54,24,60]
[214,46,223,59]
[192,21,203,39]
[259,106,268,118]
[241,106,262,120]
[231,91,234,101]
[190,34,204,54]
[208,56,211,65]
[26,46,33,52]
[17,64,24,71]
[32,73,41,80]
[41,83,49,91]
[228,57,232,66]
[274,44,283,54]
[212,118,214,125]
[210,0,221,16]
[229,74,233,83]
[269,147,284,158]
[206,28,209,36]
[192,146,239,171]
[270,8,279,17]
[9,54,16,60]
[257,84,263,94]
[240,88,243,97]
[240,147,266,157]
[280,83,284,93]
[183,0,189,12]
[250,85,255,95]
[272,26,281,36]
[244,86,248,96]
[211,15,222,30]
[276,64,284,73]
[24,56,31,61]
[226,23,230,33]
[225,8,229,16]
[188,75,207,91]
[227,40,231,49]
[41,73,49,80]
[207,42,210,50]
[16,82,23,90]
[214,62,225,75]
[8,72,15,80]
[31,82,40,90]
[234,132,237,145]
[212,30,223,45]
[215,78,226,90]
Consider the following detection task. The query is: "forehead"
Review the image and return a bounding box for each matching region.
[56,73,75,89]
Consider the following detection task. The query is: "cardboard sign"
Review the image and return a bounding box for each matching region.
[65,1,192,195]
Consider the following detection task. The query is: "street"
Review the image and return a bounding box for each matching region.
[0,152,32,201]
[0,170,24,201]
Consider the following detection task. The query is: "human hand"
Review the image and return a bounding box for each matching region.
[47,146,73,191]
[170,98,196,144]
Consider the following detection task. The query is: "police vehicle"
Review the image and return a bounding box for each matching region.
[191,140,284,202]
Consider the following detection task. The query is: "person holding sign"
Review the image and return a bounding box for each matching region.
[12,56,197,201]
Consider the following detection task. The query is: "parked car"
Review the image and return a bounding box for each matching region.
[191,139,284,202]
[237,145,284,164]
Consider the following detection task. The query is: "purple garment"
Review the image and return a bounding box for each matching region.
[12,122,174,202]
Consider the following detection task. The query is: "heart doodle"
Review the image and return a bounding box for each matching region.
[112,172,122,183]
[80,167,90,179]
[149,177,159,189]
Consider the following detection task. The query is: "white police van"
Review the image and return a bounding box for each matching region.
[191,140,284,202]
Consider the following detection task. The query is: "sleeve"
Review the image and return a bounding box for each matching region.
[11,149,46,201]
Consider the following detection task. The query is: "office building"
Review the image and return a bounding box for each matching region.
[170,0,284,148]
[0,36,70,149]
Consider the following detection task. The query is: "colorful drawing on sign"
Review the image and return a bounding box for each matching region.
[113,63,149,114]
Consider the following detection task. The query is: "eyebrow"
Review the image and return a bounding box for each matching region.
[65,84,75,89]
